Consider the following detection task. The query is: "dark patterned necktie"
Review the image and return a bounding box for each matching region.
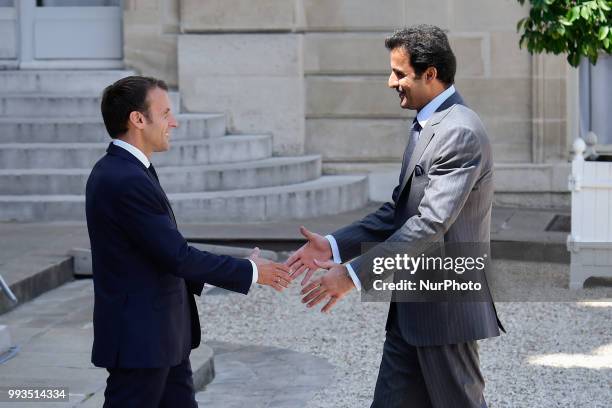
[398,118,422,185]
[147,163,159,182]
[147,164,177,227]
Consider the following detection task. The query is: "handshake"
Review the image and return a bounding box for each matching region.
[248,226,356,313]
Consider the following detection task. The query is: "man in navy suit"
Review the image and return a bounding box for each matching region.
[86,76,292,407]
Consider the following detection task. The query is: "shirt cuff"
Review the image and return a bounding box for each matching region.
[248,259,258,285]
[345,263,362,291]
[325,235,343,264]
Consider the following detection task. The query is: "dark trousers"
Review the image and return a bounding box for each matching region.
[103,357,197,408]
[371,329,487,408]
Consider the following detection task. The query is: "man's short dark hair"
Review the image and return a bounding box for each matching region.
[385,25,456,86]
[100,76,168,139]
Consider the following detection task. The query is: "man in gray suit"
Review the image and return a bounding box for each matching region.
[288,25,504,407]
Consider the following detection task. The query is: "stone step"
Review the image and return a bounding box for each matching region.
[0,281,215,403]
[0,175,369,222]
[0,255,73,316]
[0,156,322,194]
[0,92,181,117]
[0,325,13,355]
[0,113,226,143]
[0,135,272,169]
[77,344,214,407]
[0,69,135,94]
[195,342,334,408]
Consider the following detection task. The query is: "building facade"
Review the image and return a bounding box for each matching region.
[1,0,591,209]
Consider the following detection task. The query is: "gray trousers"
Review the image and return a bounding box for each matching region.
[371,329,487,408]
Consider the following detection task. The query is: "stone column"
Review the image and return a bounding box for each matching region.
[123,0,180,87]
[177,0,305,155]
[531,53,569,163]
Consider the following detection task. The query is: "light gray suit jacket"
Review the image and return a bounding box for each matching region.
[332,91,503,346]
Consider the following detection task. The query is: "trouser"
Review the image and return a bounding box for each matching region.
[103,357,197,408]
[371,329,487,408]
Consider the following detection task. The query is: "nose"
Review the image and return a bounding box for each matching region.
[169,113,178,128]
[388,72,398,89]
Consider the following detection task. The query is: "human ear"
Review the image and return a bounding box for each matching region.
[425,67,437,82]
[128,111,145,130]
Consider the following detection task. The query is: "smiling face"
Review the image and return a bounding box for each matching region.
[140,87,177,155]
[388,47,431,112]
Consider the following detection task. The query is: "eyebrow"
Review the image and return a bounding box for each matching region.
[163,108,170,114]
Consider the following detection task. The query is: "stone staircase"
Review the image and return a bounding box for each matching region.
[0,70,368,223]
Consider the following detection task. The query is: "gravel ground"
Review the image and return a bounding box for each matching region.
[197,259,611,408]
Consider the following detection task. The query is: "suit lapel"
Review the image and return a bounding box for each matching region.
[398,125,435,195]
[106,142,147,170]
[397,91,465,198]
[107,143,177,227]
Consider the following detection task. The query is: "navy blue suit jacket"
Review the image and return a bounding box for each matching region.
[86,143,253,368]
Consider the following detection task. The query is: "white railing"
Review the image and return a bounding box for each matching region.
[567,133,612,288]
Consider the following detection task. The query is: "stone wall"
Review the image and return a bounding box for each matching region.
[303,0,540,164]
[175,0,306,155]
[123,0,180,87]
[304,0,571,207]
[178,33,305,155]
[123,0,573,206]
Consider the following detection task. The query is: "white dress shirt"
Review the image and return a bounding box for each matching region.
[112,139,258,285]
[325,85,456,290]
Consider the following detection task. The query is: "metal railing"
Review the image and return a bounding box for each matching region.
[0,274,17,304]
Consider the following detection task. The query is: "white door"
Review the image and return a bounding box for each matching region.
[18,0,123,69]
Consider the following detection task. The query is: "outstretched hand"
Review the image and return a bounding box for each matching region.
[285,226,332,286]
[250,247,293,292]
[300,259,355,313]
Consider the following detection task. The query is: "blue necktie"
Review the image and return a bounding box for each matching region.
[399,118,422,184]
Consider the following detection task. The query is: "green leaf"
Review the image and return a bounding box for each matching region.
[567,6,580,23]
[514,0,612,66]
[580,6,591,20]
[568,52,580,67]
[557,24,566,35]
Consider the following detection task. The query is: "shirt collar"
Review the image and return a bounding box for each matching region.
[112,139,151,168]
[415,84,456,128]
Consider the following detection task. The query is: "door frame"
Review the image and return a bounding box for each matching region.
[17,0,123,69]
[0,4,18,68]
